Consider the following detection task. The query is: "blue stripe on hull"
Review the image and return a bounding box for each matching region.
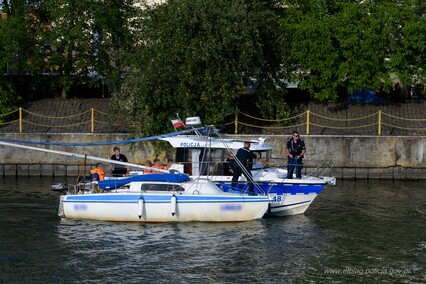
[216,182,325,195]
[64,194,270,204]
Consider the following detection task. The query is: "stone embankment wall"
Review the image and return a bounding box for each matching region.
[1,133,426,179]
[261,135,426,180]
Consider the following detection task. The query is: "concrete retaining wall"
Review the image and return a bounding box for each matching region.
[1,133,426,179]
[255,135,426,180]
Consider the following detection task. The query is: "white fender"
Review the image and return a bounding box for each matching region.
[138,198,144,219]
[171,194,176,216]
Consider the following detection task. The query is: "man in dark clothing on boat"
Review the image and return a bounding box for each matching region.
[286,130,306,179]
[231,141,268,194]
[224,153,235,176]
[110,147,129,177]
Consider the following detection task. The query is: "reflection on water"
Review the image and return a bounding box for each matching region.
[54,215,322,282]
[0,177,425,283]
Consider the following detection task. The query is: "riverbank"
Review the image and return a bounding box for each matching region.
[1,133,426,179]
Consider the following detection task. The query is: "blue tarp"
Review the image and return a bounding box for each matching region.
[98,173,190,190]
[347,90,386,103]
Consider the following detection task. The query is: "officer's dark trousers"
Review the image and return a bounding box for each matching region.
[287,157,303,179]
[231,166,254,193]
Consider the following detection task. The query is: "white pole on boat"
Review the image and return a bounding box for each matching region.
[0,140,169,173]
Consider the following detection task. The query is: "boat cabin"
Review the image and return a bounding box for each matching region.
[161,135,272,177]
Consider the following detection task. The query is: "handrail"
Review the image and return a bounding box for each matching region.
[22,109,91,119]
[309,111,378,121]
[240,111,306,122]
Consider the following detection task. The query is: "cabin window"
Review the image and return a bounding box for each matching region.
[140,184,184,192]
[255,151,270,159]
[199,149,225,175]
[176,148,227,176]
[175,148,192,175]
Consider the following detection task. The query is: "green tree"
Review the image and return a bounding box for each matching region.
[0,0,36,112]
[0,4,19,118]
[0,1,44,84]
[92,0,138,92]
[0,77,17,122]
[43,0,99,97]
[284,0,426,100]
[116,0,289,135]
[388,0,426,86]
[1,0,137,101]
[41,0,137,97]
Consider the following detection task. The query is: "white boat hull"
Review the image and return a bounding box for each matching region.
[124,171,329,217]
[60,192,269,222]
[268,193,319,216]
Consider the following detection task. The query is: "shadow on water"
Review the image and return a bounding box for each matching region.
[0,177,425,283]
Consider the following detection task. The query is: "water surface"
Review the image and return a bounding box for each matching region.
[0,178,424,283]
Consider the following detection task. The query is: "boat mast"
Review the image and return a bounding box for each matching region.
[0,140,168,173]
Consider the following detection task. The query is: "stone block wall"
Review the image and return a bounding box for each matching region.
[1,133,426,179]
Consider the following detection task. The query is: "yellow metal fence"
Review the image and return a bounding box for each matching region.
[1,107,426,135]
[0,107,132,133]
[231,110,426,135]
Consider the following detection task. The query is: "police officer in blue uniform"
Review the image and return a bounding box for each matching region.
[286,130,306,179]
[231,141,258,194]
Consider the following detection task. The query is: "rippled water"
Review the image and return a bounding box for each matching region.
[0,177,425,283]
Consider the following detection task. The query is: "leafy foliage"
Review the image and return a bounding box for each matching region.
[43,0,137,94]
[92,0,138,91]
[284,0,426,100]
[0,78,18,122]
[0,1,42,76]
[116,0,289,135]
[1,0,426,127]
[0,1,32,112]
[388,0,426,86]
[0,0,137,99]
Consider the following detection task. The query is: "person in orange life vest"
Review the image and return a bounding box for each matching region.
[152,159,166,173]
[143,160,153,174]
[90,163,105,181]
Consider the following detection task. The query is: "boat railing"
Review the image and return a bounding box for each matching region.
[275,158,334,179]
[169,159,334,178]
[177,160,273,176]
[259,157,333,178]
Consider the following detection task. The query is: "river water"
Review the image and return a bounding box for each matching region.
[0,177,425,283]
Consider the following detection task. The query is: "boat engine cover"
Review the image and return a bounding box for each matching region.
[51,182,68,192]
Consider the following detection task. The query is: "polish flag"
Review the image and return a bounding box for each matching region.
[171,119,186,129]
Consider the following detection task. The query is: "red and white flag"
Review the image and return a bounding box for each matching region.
[171,119,186,129]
